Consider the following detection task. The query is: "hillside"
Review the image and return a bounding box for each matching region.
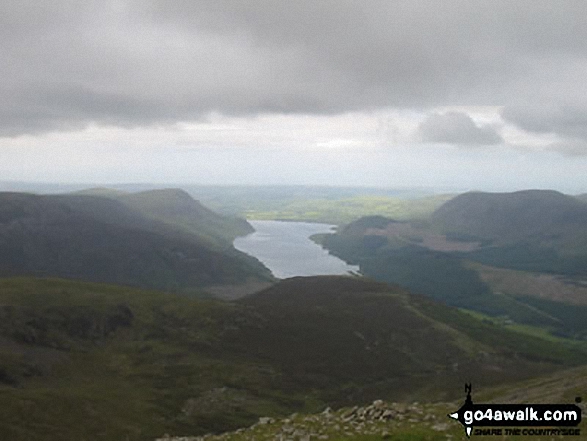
[0,276,584,441]
[430,190,587,276]
[431,190,587,250]
[156,366,587,441]
[320,200,587,333]
[158,361,587,441]
[0,192,271,291]
[75,188,253,247]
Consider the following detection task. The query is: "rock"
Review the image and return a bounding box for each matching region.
[372,399,384,408]
[432,422,450,431]
[380,409,395,420]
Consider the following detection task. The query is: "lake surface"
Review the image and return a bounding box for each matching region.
[234,220,359,279]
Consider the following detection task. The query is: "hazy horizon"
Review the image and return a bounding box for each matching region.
[2,179,586,198]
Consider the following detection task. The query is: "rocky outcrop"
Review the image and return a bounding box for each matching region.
[156,400,456,440]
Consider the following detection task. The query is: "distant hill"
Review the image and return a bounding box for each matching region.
[0,276,583,440]
[0,192,271,291]
[431,190,587,249]
[576,193,587,203]
[427,189,587,276]
[76,187,253,246]
[320,191,587,324]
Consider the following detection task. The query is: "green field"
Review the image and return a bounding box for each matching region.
[244,195,455,224]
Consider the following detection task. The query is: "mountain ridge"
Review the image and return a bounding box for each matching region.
[75,187,254,246]
[0,191,271,291]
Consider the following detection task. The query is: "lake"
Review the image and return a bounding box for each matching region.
[234,220,359,279]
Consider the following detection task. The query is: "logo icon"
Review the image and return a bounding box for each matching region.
[448,384,582,438]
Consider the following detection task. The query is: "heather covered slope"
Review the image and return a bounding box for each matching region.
[0,192,271,291]
[0,277,584,440]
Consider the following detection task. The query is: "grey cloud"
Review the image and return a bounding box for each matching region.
[2,1,587,136]
[502,104,587,155]
[417,112,503,145]
[502,105,587,140]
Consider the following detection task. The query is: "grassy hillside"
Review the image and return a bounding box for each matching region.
[77,187,253,247]
[0,192,271,292]
[158,365,587,441]
[430,191,587,276]
[0,277,584,440]
[320,209,587,334]
[431,190,587,251]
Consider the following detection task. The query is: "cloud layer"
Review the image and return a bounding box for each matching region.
[417,112,502,145]
[1,0,587,145]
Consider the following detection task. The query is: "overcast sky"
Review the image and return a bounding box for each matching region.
[2,1,587,193]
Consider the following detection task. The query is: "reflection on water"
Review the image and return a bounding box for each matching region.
[234,220,359,279]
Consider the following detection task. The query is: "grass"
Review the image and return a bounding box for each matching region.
[0,276,586,440]
[156,393,586,440]
[321,216,587,340]
[457,308,578,344]
[244,195,454,225]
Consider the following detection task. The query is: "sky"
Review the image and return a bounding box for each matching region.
[2,1,587,193]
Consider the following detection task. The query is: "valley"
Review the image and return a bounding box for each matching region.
[0,185,586,440]
[4,5,587,440]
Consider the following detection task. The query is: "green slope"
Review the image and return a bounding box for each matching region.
[432,190,587,238]
[431,191,587,276]
[157,365,587,441]
[0,277,584,440]
[0,192,271,291]
[77,187,254,247]
[320,211,587,335]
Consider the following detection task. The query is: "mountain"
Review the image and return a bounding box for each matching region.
[0,192,271,291]
[428,190,587,277]
[75,187,254,247]
[319,192,587,329]
[0,276,584,440]
[431,190,587,248]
